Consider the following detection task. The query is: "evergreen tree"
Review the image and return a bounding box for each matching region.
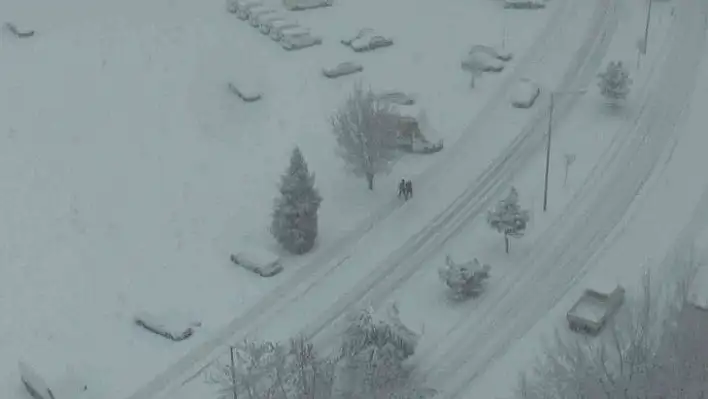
[487,187,530,254]
[271,147,322,254]
[597,61,632,102]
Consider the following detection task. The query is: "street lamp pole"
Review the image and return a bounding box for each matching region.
[543,89,586,212]
[543,93,554,212]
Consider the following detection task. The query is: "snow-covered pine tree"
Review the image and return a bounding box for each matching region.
[487,187,530,254]
[597,61,632,103]
[271,147,322,255]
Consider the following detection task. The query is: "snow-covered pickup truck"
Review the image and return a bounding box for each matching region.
[567,283,625,335]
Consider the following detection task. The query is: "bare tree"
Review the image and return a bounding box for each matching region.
[330,83,400,190]
[517,252,701,399]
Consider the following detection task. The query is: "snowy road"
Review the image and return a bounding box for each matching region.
[417,0,708,396]
[300,0,617,349]
[127,0,618,397]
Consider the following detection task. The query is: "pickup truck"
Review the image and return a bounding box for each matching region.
[567,283,625,335]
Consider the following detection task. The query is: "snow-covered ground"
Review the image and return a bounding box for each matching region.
[162,0,629,396]
[0,0,559,397]
[468,20,708,397]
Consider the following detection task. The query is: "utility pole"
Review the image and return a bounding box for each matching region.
[230,346,238,399]
[644,0,653,55]
[543,93,554,212]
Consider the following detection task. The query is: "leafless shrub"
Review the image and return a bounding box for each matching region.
[517,249,702,399]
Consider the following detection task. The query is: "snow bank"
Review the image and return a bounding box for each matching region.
[134,311,201,342]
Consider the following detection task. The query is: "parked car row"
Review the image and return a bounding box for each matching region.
[226,0,322,50]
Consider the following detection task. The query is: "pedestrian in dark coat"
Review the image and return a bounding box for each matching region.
[405,180,413,199]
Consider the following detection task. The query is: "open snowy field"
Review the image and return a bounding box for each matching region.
[0,0,558,397]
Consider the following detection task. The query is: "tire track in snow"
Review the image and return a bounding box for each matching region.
[409,0,678,371]
[125,0,609,397]
[302,0,617,350]
[420,0,707,396]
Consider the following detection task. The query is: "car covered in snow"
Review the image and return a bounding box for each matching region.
[461,51,505,73]
[281,29,322,51]
[322,61,364,78]
[375,90,416,106]
[227,0,261,14]
[283,0,333,11]
[248,6,277,27]
[342,28,393,52]
[230,250,283,277]
[504,0,546,9]
[510,78,541,108]
[567,282,625,335]
[468,44,513,61]
[254,12,285,33]
[269,20,301,40]
[235,0,264,19]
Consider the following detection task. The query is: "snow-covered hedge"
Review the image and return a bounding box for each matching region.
[439,255,491,299]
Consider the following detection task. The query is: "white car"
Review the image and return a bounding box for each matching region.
[281,30,322,50]
[510,78,541,108]
[230,250,283,277]
[504,0,546,8]
[322,61,363,78]
[468,44,513,61]
[236,0,265,19]
[375,90,416,106]
[461,52,505,73]
[248,6,276,27]
[269,20,301,40]
[254,12,285,33]
[342,29,393,52]
[227,0,261,13]
[283,0,333,11]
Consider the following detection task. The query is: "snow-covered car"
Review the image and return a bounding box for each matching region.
[254,12,285,33]
[227,0,261,14]
[283,0,334,11]
[504,0,546,9]
[349,32,393,52]
[236,1,266,19]
[375,90,416,105]
[230,250,283,277]
[461,51,505,72]
[567,283,625,335]
[269,20,301,41]
[228,81,262,102]
[322,61,363,78]
[341,28,393,52]
[248,6,276,27]
[510,78,541,108]
[19,361,94,399]
[468,44,513,61]
[281,30,322,51]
